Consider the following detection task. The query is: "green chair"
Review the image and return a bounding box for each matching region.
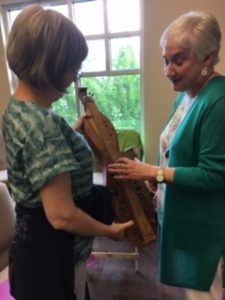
[117,129,143,160]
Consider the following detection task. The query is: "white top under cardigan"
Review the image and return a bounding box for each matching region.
[157,93,196,225]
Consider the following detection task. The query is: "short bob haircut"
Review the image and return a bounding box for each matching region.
[7,5,88,93]
[160,10,221,66]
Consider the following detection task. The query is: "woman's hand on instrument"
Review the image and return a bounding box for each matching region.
[107,157,157,181]
[73,113,91,132]
[109,220,135,241]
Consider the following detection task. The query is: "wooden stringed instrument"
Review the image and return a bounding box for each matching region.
[78,87,156,247]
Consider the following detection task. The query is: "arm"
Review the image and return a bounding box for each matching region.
[107,157,175,183]
[108,95,225,192]
[173,97,225,192]
[39,172,134,240]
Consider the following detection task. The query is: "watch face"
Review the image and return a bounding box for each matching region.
[156,174,164,182]
[156,169,164,183]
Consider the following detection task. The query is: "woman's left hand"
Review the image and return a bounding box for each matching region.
[107,157,156,181]
[73,113,91,132]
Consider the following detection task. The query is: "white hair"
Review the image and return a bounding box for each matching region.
[160,11,221,66]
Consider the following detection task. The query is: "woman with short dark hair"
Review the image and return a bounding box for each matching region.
[3,5,134,300]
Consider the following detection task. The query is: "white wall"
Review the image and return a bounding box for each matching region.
[0,24,10,127]
[143,0,225,163]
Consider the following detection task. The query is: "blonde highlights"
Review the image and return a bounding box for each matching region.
[7,5,88,92]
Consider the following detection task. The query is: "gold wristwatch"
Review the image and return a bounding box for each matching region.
[155,167,165,183]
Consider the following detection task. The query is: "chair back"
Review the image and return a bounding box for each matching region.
[0,130,6,170]
[0,183,15,271]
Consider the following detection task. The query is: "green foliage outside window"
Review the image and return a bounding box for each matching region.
[81,75,141,131]
[53,44,141,132]
[52,84,78,126]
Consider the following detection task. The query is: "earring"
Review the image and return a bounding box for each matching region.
[201,66,208,76]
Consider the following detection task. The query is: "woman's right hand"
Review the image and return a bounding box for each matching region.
[107,157,156,181]
[41,172,135,238]
[109,220,134,241]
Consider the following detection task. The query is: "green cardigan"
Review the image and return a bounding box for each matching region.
[160,75,225,291]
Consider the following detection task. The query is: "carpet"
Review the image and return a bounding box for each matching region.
[0,280,14,300]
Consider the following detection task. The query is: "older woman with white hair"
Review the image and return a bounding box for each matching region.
[108,10,225,300]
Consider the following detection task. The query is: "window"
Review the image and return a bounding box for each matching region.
[2,0,142,132]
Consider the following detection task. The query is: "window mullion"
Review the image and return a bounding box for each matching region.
[67,0,74,20]
[82,69,141,77]
[103,0,110,72]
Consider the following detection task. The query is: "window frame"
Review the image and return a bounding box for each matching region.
[0,0,144,131]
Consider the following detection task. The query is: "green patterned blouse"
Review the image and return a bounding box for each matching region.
[3,97,94,263]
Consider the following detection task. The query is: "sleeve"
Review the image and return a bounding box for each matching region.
[22,116,80,191]
[174,96,225,192]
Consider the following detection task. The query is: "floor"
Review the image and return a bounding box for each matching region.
[0,266,14,300]
[0,238,186,300]
[87,237,186,300]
